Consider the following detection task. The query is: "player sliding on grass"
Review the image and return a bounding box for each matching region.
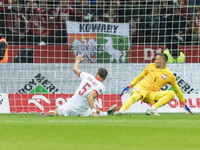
[116,53,193,116]
[39,54,117,117]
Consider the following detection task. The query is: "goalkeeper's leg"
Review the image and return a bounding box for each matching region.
[149,91,175,109]
[119,92,142,112]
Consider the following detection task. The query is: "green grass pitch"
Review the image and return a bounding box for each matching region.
[0,113,199,150]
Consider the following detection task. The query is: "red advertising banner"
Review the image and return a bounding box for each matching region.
[9,45,200,63]
[8,94,122,113]
[9,45,69,63]
[130,45,200,63]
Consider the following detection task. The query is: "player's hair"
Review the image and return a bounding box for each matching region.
[97,68,108,79]
[157,53,168,62]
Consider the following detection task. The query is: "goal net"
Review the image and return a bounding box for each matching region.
[0,0,199,113]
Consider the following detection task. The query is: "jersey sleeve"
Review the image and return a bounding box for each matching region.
[169,74,177,87]
[79,72,89,79]
[93,85,105,97]
[140,63,152,76]
[170,74,185,103]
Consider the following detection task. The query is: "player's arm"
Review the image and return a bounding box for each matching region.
[172,84,185,102]
[87,90,98,117]
[120,64,151,97]
[172,83,193,115]
[73,54,85,76]
[120,73,144,97]
[130,73,145,86]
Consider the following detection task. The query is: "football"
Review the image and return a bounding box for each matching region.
[0,94,3,105]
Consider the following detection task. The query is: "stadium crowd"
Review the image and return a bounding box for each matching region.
[0,0,200,45]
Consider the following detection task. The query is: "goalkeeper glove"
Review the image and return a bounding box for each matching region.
[120,84,133,97]
[182,102,193,115]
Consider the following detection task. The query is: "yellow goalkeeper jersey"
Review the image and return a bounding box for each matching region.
[136,63,176,91]
[131,63,185,102]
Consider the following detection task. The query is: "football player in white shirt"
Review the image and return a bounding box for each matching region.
[40,54,117,117]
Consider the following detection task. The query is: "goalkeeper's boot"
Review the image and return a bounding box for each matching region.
[114,110,125,116]
[146,108,160,116]
[107,104,117,115]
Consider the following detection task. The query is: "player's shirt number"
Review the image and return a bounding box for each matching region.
[79,83,91,95]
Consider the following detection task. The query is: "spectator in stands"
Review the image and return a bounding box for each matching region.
[0,0,12,11]
[26,0,38,13]
[0,32,9,63]
[103,7,118,23]
[82,0,97,22]
[53,0,74,44]
[54,0,74,23]
[0,1,5,35]
[186,7,200,45]
[140,7,165,45]
[125,0,140,23]
[164,42,185,63]
[139,0,153,18]
[107,0,121,22]
[97,0,119,20]
[94,0,107,22]
[26,1,41,18]
[71,0,97,22]
[27,8,50,45]
[125,0,143,45]
[177,0,190,19]
[90,0,96,5]
[131,0,154,44]
[26,1,49,22]
[34,0,47,12]
[46,1,60,15]
[188,0,200,17]
[0,0,12,35]
[153,0,175,17]
[110,0,121,8]
[6,0,30,45]
[166,6,188,45]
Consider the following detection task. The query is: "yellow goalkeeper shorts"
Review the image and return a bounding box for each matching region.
[131,85,173,104]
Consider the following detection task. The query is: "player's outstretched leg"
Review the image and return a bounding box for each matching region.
[107,104,117,115]
[115,92,142,116]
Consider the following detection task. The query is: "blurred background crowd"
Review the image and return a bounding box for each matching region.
[0,0,200,46]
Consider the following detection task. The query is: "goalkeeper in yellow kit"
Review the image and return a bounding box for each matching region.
[117,53,193,116]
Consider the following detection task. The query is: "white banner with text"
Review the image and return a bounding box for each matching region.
[0,93,10,113]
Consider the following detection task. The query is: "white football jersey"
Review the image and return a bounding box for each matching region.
[59,72,105,116]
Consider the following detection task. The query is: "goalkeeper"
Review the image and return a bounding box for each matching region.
[117,53,193,116]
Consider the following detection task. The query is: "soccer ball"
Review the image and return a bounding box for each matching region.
[0,94,3,105]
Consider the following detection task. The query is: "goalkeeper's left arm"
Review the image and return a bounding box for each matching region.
[120,73,144,97]
[172,83,193,115]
